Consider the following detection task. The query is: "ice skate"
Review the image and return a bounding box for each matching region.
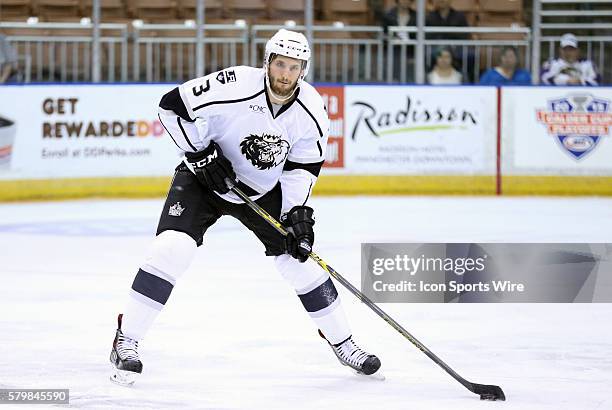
[319,330,383,379]
[109,314,143,386]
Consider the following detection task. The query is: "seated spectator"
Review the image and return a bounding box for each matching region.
[541,33,599,86]
[427,47,462,84]
[426,0,469,40]
[382,0,416,40]
[0,34,19,84]
[480,47,532,85]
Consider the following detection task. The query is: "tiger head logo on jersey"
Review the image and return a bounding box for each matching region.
[240,133,290,170]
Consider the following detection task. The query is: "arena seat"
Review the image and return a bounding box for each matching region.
[477,11,523,27]
[176,0,224,20]
[477,0,522,26]
[323,0,371,25]
[451,0,478,13]
[225,0,268,21]
[268,0,312,23]
[479,0,521,13]
[35,0,81,20]
[127,0,178,22]
[80,0,126,21]
[0,0,33,20]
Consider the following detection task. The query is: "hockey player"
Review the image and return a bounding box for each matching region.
[541,33,599,86]
[109,29,381,386]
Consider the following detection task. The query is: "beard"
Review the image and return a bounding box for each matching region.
[269,74,298,97]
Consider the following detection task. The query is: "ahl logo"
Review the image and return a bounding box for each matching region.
[168,202,185,217]
[536,94,612,160]
[216,70,237,85]
[240,133,289,170]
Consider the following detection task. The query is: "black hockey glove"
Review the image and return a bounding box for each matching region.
[185,141,236,194]
[281,206,315,263]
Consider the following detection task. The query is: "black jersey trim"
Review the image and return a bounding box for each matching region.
[158,113,183,151]
[283,159,324,177]
[176,116,198,152]
[159,87,195,122]
[296,98,324,138]
[192,89,264,112]
[303,180,313,205]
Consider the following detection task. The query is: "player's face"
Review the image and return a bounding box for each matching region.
[268,55,304,97]
[561,46,579,63]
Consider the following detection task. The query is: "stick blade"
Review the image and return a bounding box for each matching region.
[471,383,506,401]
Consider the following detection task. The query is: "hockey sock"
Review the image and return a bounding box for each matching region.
[274,254,351,344]
[121,230,197,340]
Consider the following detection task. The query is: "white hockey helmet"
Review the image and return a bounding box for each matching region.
[264,29,311,80]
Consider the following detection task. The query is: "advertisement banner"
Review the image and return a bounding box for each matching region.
[502,87,612,175]
[0,85,180,180]
[315,85,345,169]
[344,86,497,175]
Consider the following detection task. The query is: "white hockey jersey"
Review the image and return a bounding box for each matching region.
[540,58,599,86]
[158,66,330,213]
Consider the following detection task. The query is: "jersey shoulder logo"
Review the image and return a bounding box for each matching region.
[240,133,290,170]
[216,70,237,85]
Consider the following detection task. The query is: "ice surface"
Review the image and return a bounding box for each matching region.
[1,196,611,409]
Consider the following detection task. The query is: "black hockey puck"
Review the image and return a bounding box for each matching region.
[480,394,498,401]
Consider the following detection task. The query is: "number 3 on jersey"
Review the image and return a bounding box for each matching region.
[192,80,210,97]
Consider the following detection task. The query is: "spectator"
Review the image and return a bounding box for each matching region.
[541,33,599,86]
[426,0,469,40]
[427,47,462,84]
[480,47,532,85]
[382,0,416,40]
[380,0,416,82]
[0,34,19,84]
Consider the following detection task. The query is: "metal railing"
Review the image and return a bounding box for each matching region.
[387,26,531,83]
[1,22,128,83]
[131,23,249,83]
[2,19,611,85]
[532,0,612,84]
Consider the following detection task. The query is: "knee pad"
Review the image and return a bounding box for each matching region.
[142,230,197,282]
[274,254,328,293]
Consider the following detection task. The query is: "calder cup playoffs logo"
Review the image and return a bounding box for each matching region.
[240,133,290,170]
[536,94,612,160]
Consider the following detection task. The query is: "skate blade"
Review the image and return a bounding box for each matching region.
[110,368,139,386]
[355,369,386,381]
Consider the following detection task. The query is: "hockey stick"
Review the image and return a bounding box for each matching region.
[228,181,506,401]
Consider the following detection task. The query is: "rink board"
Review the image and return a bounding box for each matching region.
[501,87,612,196]
[3,174,612,201]
[1,84,612,200]
[0,175,498,201]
